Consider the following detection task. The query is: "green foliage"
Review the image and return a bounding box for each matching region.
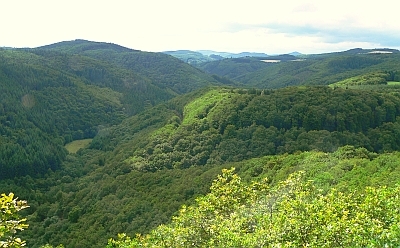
[3,84,400,246]
[115,169,400,247]
[0,40,222,179]
[10,158,230,247]
[109,86,400,172]
[39,245,64,248]
[3,41,400,247]
[0,49,130,178]
[3,145,400,247]
[0,193,29,247]
[181,89,232,126]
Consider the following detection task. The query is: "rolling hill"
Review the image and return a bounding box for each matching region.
[4,85,400,247]
[0,40,223,179]
[39,39,222,94]
[2,41,400,247]
[196,49,400,88]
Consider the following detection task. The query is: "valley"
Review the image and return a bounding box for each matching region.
[1,40,400,247]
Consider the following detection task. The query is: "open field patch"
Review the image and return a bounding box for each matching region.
[65,139,93,153]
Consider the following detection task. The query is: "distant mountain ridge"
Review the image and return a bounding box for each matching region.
[196,50,269,58]
[163,49,307,66]
[163,50,214,64]
[196,48,400,88]
[163,49,271,65]
[342,48,400,54]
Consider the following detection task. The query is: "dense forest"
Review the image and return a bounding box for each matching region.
[89,86,400,173]
[2,40,400,247]
[108,159,400,247]
[0,42,222,179]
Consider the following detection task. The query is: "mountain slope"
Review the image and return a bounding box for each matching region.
[0,38,234,179]
[3,84,400,247]
[0,49,129,178]
[26,48,175,115]
[11,145,400,247]
[118,150,400,247]
[3,42,400,247]
[90,86,400,173]
[38,39,222,94]
[237,52,400,88]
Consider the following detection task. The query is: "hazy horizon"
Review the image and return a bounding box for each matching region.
[2,0,400,54]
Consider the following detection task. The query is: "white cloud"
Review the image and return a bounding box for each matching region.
[1,0,400,53]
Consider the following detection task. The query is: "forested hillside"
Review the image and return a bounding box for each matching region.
[92,86,400,172]
[5,146,400,247]
[109,155,400,247]
[0,49,124,179]
[197,50,400,88]
[2,41,400,247]
[0,41,221,179]
[39,40,222,94]
[3,85,400,247]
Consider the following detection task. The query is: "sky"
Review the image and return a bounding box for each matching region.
[2,0,400,54]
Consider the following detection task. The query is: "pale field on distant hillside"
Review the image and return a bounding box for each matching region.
[65,139,93,153]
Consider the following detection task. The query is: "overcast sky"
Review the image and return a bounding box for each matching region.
[2,0,400,54]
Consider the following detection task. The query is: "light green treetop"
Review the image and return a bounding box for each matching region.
[0,193,29,248]
[108,168,400,247]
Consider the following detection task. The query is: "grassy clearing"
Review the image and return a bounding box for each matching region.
[387,81,400,85]
[65,139,93,153]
